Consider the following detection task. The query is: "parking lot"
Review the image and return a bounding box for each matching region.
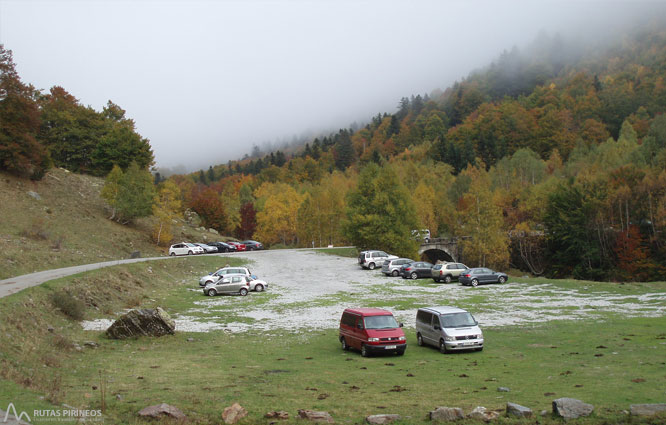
[83,249,666,333]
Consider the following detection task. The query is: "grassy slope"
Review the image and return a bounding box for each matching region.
[1,255,664,425]
[0,169,226,280]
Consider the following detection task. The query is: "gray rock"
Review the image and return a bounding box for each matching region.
[429,407,464,422]
[552,398,594,419]
[27,191,41,200]
[138,403,186,419]
[222,403,247,424]
[366,414,401,424]
[115,394,122,401]
[106,307,175,339]
[468,406,499,422]
[209,228,219,234]
[187,337,195,342]
[129,251,141,259]
[265,411,289,420]
[298,409,335,423]
[84,341,99,348]
[539,410,548,417]
[506,402,532,418]
[630,404,666,416]
[497,387,510,392]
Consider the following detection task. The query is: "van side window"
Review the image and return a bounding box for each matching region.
[356,317,364,329]
[416,310,431,324]
[432,315,441,328]
[341,313,357,327]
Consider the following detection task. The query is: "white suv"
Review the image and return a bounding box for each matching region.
[358,250,398,270]
[199,266,252,287]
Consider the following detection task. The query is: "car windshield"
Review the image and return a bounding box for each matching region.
[364,315,399,329]
[440,312,476,328]
[185,243,196,247]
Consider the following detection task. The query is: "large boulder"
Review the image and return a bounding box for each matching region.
[552,398,594,419]
[630,404,666,416]
[506,402,532,418]
[366,414,401,424]
[467,406,499,422]
[106,307,175,339]
[429,407,464,422]
[138,403,186,419]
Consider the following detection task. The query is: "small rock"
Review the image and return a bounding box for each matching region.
[84,341,99,348]
[497,387,510,392]
[297,409,335,423]
[540,410,548,417]
[115,394,122,401]
[506,402,532,418]
[27,191,41,200]
[468,406,499,422]
[209,228,219,234]
[630,404,666,416]
[317,393,329,400]
[47,326,55,333]
[265,411,289,420]
[73,344,82,352]
[130,251,141,259]
[366,414,401,424]
[429,407,464,422]
[138,403,186,419]
[552,397,594,419]
[222,403,248,424]
[187,337,195,342]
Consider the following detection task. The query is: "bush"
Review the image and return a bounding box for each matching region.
[50,290,85,321]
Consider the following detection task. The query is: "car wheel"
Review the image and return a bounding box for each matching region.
[341,337,349,351]
[417,333,424,346]
[188,250,193,255]
[248,247,254,251]
[169,252,175,256]
[361,344,369,357]
[368,262,376,270]
[439,339,448,354]
[444,275,452,284]
[410,272,418,280]
[471,278,479,287]
[498,276,506,284]
[224,248,229,253]
[207,289,217,296]
[391,270,399,277]
[255,284,264,292]
[239,288,248,296]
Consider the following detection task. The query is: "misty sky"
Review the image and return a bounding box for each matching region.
[0,1,661,171]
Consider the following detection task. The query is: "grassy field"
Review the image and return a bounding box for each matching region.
[0,169,229,280]
[1,255,665,424]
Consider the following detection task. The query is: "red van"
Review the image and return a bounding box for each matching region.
[339,308,406,357]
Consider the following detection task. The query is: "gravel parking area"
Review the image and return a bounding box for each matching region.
[83,249,666,333]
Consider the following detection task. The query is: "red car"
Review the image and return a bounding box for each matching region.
[339,308,406,357]
[228,241,246,251]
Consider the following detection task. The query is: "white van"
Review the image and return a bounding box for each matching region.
[415,306,483,353]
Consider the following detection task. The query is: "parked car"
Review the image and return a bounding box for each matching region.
[459,268,508,287]
[169,242,204,256]
[245,275,268,292]
[358,250,397,270]
[411,229,431,242]
[199,266,252,287]
[400,261,434,279]
[415,306,483,353]
[208,241,237,253]
[339,308,406,357]
[194,243,218,254]
[381,258,414,277]
[241,240,264,251]
[203,275,250,297]
[431,262,469,283]
[228,241,246,251]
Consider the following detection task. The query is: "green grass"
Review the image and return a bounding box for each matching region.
[1,255,666,424]
[314,247,359,258]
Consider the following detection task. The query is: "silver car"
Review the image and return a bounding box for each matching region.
[203,275,250,296]
[358,250,398,270]
[431,262,469,283]
[415,306,483,353]
[199,266,251,287]
[382,258,414,277]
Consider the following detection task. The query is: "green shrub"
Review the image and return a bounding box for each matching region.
[50,290,85,321]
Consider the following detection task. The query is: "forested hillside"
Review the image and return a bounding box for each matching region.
[178,25,666,281]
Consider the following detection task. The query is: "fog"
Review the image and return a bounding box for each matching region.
[0,1,663,171]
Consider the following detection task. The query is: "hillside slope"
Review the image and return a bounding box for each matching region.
[0,168,219,280]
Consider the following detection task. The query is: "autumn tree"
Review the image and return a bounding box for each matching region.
[0,45,50,179]
[255,183,304,245]
[236,202,257,240]
[101,162,155,224]
[153,180,182,246]
[189,186,228,232]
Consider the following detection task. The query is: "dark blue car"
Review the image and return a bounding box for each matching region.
[459,268,508,287]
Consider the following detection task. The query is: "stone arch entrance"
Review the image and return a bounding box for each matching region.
[421,248,454,264]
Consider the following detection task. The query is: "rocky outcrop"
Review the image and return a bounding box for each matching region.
[429,407,464,422]
[552,398,594,419]
[630,404,666,416]
[137,403,186,419]
[506,402,532,418]
[106,307,175,339]
[366,414,401,424]
[265,411,289,420]
[222,403,247,424]
[467,406,499,422]
[298,409,335,423]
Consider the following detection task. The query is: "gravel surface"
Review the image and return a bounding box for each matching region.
[82,249,666,333]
